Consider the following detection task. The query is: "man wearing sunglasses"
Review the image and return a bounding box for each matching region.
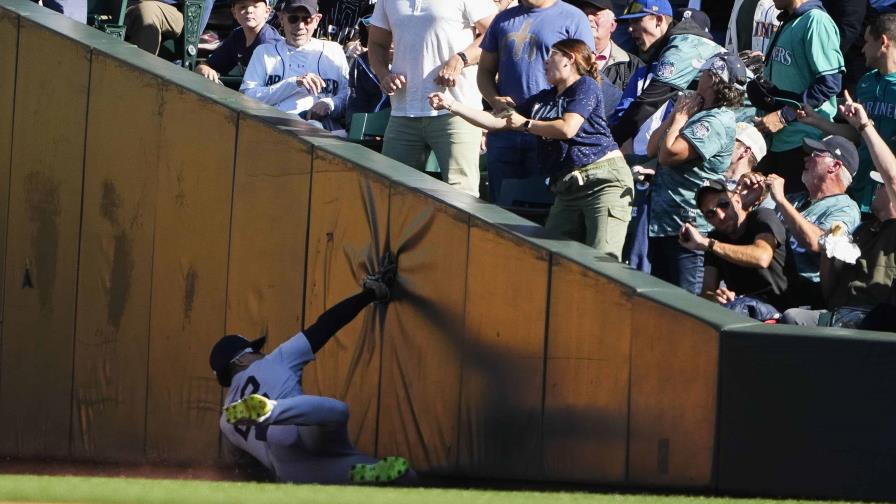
[781,100,896,328]
[679,179,789,319]
[766,135,861,308]
[241,0,349,130]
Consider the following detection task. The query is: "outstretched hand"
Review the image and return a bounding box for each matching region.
[838,89,871,130]
[428,92,455,111]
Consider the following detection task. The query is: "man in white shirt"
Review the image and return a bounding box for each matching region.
[241,0,349,130]
[367,0,497,197]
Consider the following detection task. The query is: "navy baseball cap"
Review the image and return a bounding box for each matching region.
[700,51,750,89]
[675,7,710,32]
[275,0,317,13]
[576,0,614,10]
[209,334,267,387]
[802,135,859,176]
[618,0,673,20]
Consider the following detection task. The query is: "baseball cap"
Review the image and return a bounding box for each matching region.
[675,7,710,32]
[618,0,672,20]
[802,135,859,176]
[576,0,614,10]
[735,122,767,162]
[209,334,267,387]
[700,51,749,89]
[275,0,317,13]
[695,178,730,206]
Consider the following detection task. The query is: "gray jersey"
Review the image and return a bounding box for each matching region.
[220,332,375,483]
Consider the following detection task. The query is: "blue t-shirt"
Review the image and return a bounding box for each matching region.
[207,24,283,74]
[481,1,594,106]
[520,76,618,174]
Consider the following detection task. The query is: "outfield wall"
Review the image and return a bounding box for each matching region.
[1,1,895,499]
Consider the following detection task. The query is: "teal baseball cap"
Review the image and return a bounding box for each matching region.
[618,0,673,20]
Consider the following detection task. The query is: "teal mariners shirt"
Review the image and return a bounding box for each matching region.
[652,33,725,90]
[851,69,896,213]
[649,107,737,237]
[763,8,844,152]
[784,192,861,283]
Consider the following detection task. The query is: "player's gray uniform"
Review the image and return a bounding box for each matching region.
[220,332,378,483]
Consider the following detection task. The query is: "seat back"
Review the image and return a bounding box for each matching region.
[348,108,391,140]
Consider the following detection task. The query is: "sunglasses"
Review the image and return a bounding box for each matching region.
[810,150,834,161]
[285,13,316,24]
[702,198,731,220]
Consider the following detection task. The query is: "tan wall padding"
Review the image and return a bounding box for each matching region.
[0,20,89,458]
[0,9,16,321]
[144,84,236,464]
[458,222,549,479]
[628,296,719,487]
[543,256,631,482]
[71,54,162,461]
[302,152,389,456]
[378,185,469,472]
[225,116,311,348]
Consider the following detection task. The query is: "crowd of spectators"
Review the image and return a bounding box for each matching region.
[49,0,896,329]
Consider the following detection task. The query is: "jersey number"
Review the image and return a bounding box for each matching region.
[233,375,270,442]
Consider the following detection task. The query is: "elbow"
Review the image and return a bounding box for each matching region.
[560,125,578,140]
[757,251,773,269]
[658,150,679,167]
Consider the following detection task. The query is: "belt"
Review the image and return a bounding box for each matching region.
[550,156,628,192]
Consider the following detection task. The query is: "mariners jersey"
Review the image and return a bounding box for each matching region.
[851,70,896,212]
[763,7,844,152]
[649,107,736,237]
[241,38,350,119]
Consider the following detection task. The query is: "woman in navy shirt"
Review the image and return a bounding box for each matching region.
[430,38,632,259]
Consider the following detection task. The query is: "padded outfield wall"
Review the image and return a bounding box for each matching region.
[1,1,895,499]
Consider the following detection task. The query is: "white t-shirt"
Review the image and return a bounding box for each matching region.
[241,38,350,118]
[370,0,497,117]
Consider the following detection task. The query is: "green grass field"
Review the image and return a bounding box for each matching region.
[0,475,855,504]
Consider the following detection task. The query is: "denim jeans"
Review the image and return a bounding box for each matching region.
[648,235,704,295]
[485,130,540,202]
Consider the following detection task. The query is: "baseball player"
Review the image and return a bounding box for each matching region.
[209,253,413,484]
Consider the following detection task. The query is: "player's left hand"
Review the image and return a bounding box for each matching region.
[764,173,786,204]
[678,222,709,251]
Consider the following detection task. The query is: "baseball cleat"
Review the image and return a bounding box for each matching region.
[349,456,410,484]
[362,251,397,303]
[224,394,273,425]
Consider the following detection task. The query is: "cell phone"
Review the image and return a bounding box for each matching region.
[780,106,799,123]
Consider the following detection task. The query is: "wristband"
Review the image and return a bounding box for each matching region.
[707,238,716,252]
[457,51,470,66]
[859,119,875,132]
[522,119,532,132]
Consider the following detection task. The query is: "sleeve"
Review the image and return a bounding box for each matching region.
[680,112,726,163]
[267,331,316,375]
[562,78,600,120]
[464,0,497,25]
[206,32,240,74]
[610,78,679,143]
[240,47,307,106]
[369,0,390,31]
[751,207,788,246]
[480,12,503,53]
[818,200,862,233]
[320,43,351,118]
[805,14,846,77]
[651,44,694,89]
[803,73,842,109]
